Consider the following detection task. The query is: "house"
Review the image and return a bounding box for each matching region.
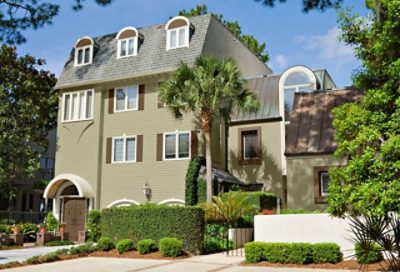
[44,13,356,240]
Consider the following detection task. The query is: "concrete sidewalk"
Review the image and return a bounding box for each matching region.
[2,253,356,272]
[0,245,76,265]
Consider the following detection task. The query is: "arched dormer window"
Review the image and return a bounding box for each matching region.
[279,66,317,123]
[165,16,191,51]
[74,36,94,66]
[116,27,139,58]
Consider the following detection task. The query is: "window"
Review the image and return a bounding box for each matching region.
[164,131,190,160]
[165,16,190,51]
[239,127,261,164]
[115,85,138,112]
[112,135,136,163]
[62,90,94,122]
[74,37,94,66]
[116,27,139,58]
[314,166,331,203]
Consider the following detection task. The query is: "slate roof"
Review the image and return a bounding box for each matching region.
[285,89,363,156]
[231,75,281,122]
[56,14,212,89]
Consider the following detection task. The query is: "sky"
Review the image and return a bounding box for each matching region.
[17,0,368,88]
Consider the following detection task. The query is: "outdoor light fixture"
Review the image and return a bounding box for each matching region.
[142,183,152,201]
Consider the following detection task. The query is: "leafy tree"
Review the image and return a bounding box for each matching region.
[178,4,269,63]
[0,0,113,44]
[159,55,258,203]
[328,0,400,217]
[0,45,57,207]
[254,0,343,12]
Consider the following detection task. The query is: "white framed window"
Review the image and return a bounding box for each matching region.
[62,90,94,122]
[165,16,190,51]
[112,135,136,163]
[118,38,137,58]
[163,131,190,160]
[74,37,94,67]
[114,85,138,112]
[320,171,330,196]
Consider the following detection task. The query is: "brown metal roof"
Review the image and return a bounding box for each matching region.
[285,89,363,156]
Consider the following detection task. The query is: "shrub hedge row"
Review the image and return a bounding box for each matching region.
[185,156,205,205]
[101,205,204,254]
[245,242,342,264]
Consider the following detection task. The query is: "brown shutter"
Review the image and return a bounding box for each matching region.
[238,128,243,163]
[136,135,143,162]
[106,137,112,164]
[156,133,163,161]
[138,84,145,110]
[191,130,198,157]
[158,94,164,108]
[108,89,114,114]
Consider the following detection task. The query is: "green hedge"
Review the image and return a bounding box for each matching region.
[101,205,204,254]
[355,242,383,264]
[245,242,342,264]
[185,156,205,206]
[239,192,277,211]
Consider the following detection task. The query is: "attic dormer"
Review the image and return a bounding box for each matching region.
[74,36,94,66]
[116,26,140,58]
[165,16,192,51]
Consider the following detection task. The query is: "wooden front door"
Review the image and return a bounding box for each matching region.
[63,198,86,241]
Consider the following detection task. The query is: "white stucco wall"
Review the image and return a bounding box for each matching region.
[254,214,355,259]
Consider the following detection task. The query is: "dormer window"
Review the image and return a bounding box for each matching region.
[165,16,191,51]
[116,27,139,58]
[74,37,94,66]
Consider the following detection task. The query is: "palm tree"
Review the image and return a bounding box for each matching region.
[159,55,259,203]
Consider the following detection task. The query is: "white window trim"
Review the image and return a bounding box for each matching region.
[320,172,330,196]
[278,66,317,175]
[111,135,137,164]
[117,37,138,59]
[166,26,189,51]
[163,130,191,161]
[74,45,93,67]
[114,85,139,112]
[61,89,94,123]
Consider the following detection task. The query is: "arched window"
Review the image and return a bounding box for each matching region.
[74,36,94,66]
[116,27,139,58]
[165,16,190,51]
[280,66,316,123]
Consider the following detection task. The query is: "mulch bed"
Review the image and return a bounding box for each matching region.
[90,249,189,260]
[242,260,391,271]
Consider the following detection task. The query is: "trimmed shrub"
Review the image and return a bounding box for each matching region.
[185,156,205,206]
[203,239,224,254]
[159,237,183,257]
[245,242,342,264]
[45,240,74,246]
[244,242,266,263]
[87,210,101,242]
[43,252,59,262]
[69,243,96,255]
[25,255,40,264]
[20,223,38,242]
[97,237,114,251]
[138,239,157,254]
[355,242,383,264]
[116,239,134,254]
[55,248,70,255]
[313,243,342,263]
[101,206,204,254]
[197,177,207,204]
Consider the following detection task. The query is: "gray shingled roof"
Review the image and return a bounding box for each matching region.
[285,89,363,156]
[231,75,280,122]
[56,14,212,89]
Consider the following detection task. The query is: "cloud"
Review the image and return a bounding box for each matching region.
[274,54,288,69]
[295,27,354,61]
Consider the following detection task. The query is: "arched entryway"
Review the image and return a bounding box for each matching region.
[43,174,95,241]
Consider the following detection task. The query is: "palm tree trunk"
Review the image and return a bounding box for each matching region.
[204,130,213,203]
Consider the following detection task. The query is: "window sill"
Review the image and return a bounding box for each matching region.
[239,159,262,165]
[163,157,190,161]
[166,45,189,51]
[62,118,94,124]
[117,54,137,59]
[111,161,136,164]
[314,197,327,204]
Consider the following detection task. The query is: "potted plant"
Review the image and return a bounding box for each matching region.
[12,224,21,235]
[39,223,47,234]
[59,223,66,234]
